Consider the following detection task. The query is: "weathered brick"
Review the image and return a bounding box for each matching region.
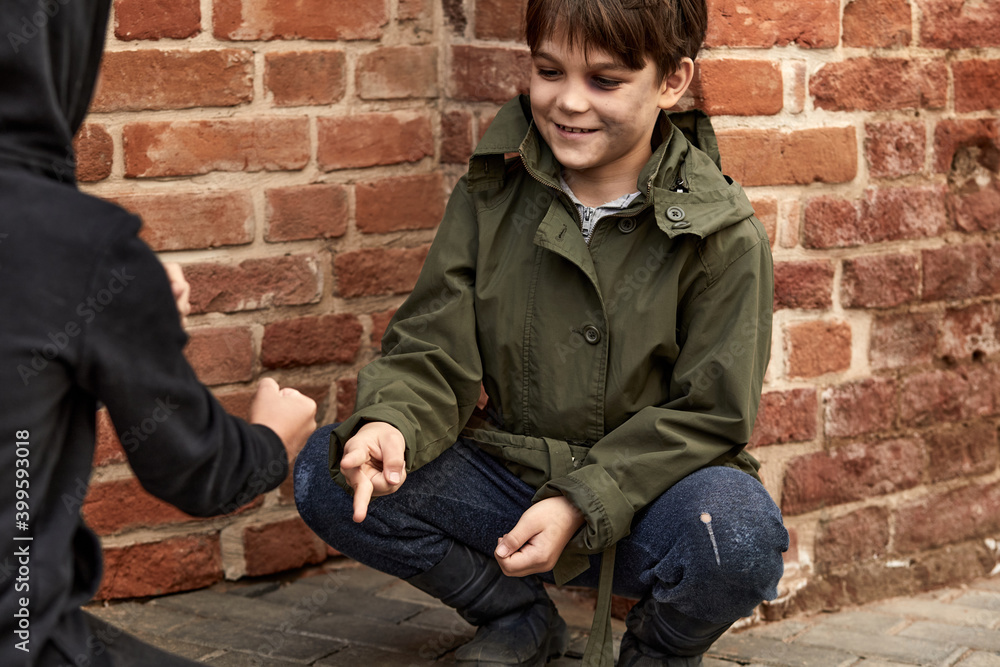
[114,0,201,40]
[92,50,252,112]
[73,123,113,183]
[695,60,783,116]
[265,50,346,107]
[399,0,429,20]
[843,0,912,47]
[933,119,999,174]
[900,365,999,427]
[370,308,397,348]
[334,246,430,298]
[718,127,857,187]
[705,0,839,48]
[927,420,999,484]
[215,388,255,421]
[870,311,940,370]
[243,517,328,577]
[815,506,891,566]
[124,118,309,178]
[954,60,1000,113]
[110,191,254,252]
[83,477,194,536]
[803,186,948,249]
[786,320,852,378]
[749,389,818,447]
[261,314,363,368]
[895,481,1000,554]
[265,184,349,242]
[865,121,926,180]
[213,0,387,41]
[317,112,433,171]
[356,173,445,233]
[475,0,524,40]
[336,377,358,420]
[452,45,531,104]
[823,378,898,439]
[916,0,1000,48]
[940,301,1000,362]
[811,59,947,112]
[357,46,438,100]
[782,439,925,515]
[186,255,321,314]
[442,110,473,164]
[923,243,1000,302]
[96,535,222,599]
[773,260,833,311]
[94,408,126,467]
[950,178,1000,234]
[184,326,254,385]
[750,198,777,248]
[841,254,921,309]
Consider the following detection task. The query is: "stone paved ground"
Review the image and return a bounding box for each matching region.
[86,559,1000,666]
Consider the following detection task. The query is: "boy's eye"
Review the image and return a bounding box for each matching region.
[593,76,622,89]
[536,68,561,79]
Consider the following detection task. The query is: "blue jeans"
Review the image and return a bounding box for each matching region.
[295,424,788,624]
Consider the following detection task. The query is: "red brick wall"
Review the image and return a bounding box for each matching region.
[78,0,1000,614]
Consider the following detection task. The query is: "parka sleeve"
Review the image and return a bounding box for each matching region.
[329,176,484,483]
[535,220,773,558]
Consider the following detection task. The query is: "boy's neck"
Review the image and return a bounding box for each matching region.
[562,160,647,208]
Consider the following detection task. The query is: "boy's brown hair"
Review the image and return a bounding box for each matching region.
[525,0,707,80]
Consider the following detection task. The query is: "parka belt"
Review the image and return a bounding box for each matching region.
[460,427,591,483]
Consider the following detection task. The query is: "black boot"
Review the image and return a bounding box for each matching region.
[405,541,568,666]
[617,597,732,667]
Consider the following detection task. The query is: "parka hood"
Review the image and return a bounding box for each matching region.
[0,0,111,183]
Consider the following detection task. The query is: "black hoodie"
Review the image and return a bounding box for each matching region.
[0,2,288,664]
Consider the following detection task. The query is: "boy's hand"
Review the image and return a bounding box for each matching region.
[495,496,584,577]
[340,421,407,523]
[162,262,191,327]
[249,377,317,463]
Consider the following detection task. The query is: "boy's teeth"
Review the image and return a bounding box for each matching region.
[558,124,593,133]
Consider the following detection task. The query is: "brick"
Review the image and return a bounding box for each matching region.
[213,0,387,41]
[895,481,1000,553]
[940,301,1000,362]
[916,0,1000,48]
[843,0,912,47]
[705,0,839,48]
[451,45,531,104]
[261,314,363,368]
[900,365,999,427]
[357,46,437,100]
[750,198,777,248]
[94,408,126,467]
[823,378,898,439]
[841,254,921,309]
[927,421,999,484]
[475,0,524,40]
[83,477,194,536]
[184,326,254,385]
[336,377,358,420]
[215,388,255,421]
[815,506,890,566]
[786,320,852,378]
[773,260,834,310]
[782,438,925,515]
[749,388,818,447]
[717,127,857,187]
[73,123,113,183]
[265,184,349,242]
[870,311,940,370]
[265,50,346,107]
[317,112,433,171]
[950,178,1000,234]
[96,535,222,599]
[923,243,1000,302]
[334,246,430,298]
[186,255,321,314]
[694,60,783,116]
[356,174,445,233]
[933,119,1000,174]
[114,0,201,40]
[803,186,948,249]
[370,308,397,348]
[110,191,253,252]
[124,118,309,178]
[811,58,947,112]
[442,110,473,164]
[865,121,926,180]
[954,60,1000,113]
[243,517,328,577]
[399,0,429,20]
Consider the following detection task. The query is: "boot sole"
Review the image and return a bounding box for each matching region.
[459,613,569,667]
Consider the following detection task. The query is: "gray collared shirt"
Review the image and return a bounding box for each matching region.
[559,172,642,245]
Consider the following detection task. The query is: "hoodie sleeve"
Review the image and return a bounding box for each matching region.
[75,221,287,517]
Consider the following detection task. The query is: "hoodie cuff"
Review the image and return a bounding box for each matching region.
[534,464,634,554]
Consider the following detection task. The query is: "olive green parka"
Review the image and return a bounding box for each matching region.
[330,95,774,665]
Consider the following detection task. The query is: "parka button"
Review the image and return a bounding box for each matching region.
[583,325,602,345]
[672,220,692,230]
[617,218,637,234]
[666,206,685,222]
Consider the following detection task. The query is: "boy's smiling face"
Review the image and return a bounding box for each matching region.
[529,38,693,193]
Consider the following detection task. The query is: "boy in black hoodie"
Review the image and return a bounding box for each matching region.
[0,1,317,665]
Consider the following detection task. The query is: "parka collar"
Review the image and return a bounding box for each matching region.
[468,95,755,240]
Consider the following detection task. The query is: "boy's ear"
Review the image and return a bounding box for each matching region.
[657,57,695,110]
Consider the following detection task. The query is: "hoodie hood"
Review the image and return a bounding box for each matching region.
[0,0,111,182]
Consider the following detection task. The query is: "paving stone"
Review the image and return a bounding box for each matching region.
[165,617,345,663]
[86,601,202,637]
[795,624,957,664]
[223,581,283,598]
[972,578,1000,594]
[131,631,219,661]
[300,564,398,592]
[377,579,448,607]
[821,611,908,635]
[851,660,927,667]
[708,633,859,666]
[315,644,448,666]
[202,650,304,666]
[899,621,1000,652]
[745,619,811,640]
[957,652,1000,667]
[956,591,1000,613]
[871,599,1000,628]
[299,612,467,656]
[264,582,428,623]
[405,606,473,633]
[156,589,327,628]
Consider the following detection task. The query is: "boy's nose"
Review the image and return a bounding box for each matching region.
[555,82,589,115]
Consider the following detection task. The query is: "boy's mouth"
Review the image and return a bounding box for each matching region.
[556,123,597,134]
